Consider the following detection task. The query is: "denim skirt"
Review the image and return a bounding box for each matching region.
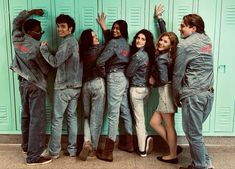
[155,83,176,113]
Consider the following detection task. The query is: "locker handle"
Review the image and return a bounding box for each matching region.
[218,65,226,73]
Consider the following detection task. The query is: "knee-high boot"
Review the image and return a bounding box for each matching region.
[96,138,114,162]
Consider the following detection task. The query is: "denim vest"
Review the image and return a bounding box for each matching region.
[40,34,82,89]
[173,32,214,100]
[126,48,150,87]
[10,10,49,92]
[96,37,130,76]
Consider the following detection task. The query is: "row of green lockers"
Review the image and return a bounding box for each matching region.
[0,0,234,136]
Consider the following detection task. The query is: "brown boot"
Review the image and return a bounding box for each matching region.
[96,138,114,162]
[96,136,104,157]
[78,141,92,161]
[118,134,134,153]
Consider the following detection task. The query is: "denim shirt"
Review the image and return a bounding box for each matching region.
[126,48,150,87]
[96,37,130,76]
[173,32,214,101]
[40,34,82,89]
[153,52,174,87]
[82,44,105,82]
[10,10,49,92]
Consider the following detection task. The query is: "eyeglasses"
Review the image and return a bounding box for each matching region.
[31,30,45,35]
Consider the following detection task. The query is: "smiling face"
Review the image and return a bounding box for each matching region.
[135,33,146,49]
[179,21,195,39]
[112,23,122,38]
[91,31,99,45]
[56,23,73,37]
[29,25,44,41]
[157,35,171,51]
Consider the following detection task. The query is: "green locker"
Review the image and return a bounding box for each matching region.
[0,0,16,133]
[214,0,235,134]
[1,0,234,136]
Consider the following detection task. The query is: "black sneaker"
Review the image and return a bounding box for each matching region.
[26,157,52,166]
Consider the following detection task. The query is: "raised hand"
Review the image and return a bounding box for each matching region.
[97,12,107,31]
[155,4,165,19]
[30,9,44,16]
[41,41,48,46]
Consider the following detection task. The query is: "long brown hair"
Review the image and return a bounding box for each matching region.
[155,32,179,63]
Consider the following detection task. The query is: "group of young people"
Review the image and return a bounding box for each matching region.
[10,4,214,169]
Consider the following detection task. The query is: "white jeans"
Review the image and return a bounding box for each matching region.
[130,87,149,152]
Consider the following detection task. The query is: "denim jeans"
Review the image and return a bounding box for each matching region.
[130,87,149,152]
[48,88,81,156]
[19,80,46,163]
[181,91,214,169]
[82,77,105,149]
[107,71,133,141]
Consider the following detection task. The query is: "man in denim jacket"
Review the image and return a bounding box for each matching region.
[40,14,82,158]
[173,14,214,169]
[10,9,52,165]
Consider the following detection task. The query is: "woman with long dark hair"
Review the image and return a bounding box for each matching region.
[126,29,155,157]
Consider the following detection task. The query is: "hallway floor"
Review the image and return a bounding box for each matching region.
[0,143,234,169]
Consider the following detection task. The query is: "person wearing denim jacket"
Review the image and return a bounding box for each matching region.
[149,4,182,165]
[96,14,133,162]
[77,29,106,161]
[174,14,214,169]
[126,29,155,157]
[40,14,82,158]
[10,9,52,165]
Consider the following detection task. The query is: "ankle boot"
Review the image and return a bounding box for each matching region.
[96,138,114,162]
[118,134,134,153]
[96,136,104,157]
[78,141,92,161]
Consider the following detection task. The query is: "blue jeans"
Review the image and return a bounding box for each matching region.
[130,87,149,152]
[107,71,133,141]
[19,80,46,163]
[82,77,105,149]
[181,91,214,169]
[48,88,81,156]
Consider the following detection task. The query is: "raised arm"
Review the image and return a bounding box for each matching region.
[12,9,44,42]
[97,12,111,42]
[155,4,166,34]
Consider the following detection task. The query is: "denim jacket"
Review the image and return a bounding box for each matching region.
[96,37,130,76]
[173,32,214,101]
[10,10,49,92]
[82,44,105,82]
[40,34,82,89]
[153,52,174,87]
[126,48,150,87]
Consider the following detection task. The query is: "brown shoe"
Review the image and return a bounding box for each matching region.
[78,141,92,161]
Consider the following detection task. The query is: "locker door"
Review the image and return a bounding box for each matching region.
[198,0,218,134]
[215,0,235,135]
[9,0,54,132]
[125,0,146,42]
[0,0,15,132]
[9,0,29,131]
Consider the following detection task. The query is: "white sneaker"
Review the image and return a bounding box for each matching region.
[41,149,59,159]
[146,136,153,155]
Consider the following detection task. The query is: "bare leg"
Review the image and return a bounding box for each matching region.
[161,113,177,159]
[150,112,167,142]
